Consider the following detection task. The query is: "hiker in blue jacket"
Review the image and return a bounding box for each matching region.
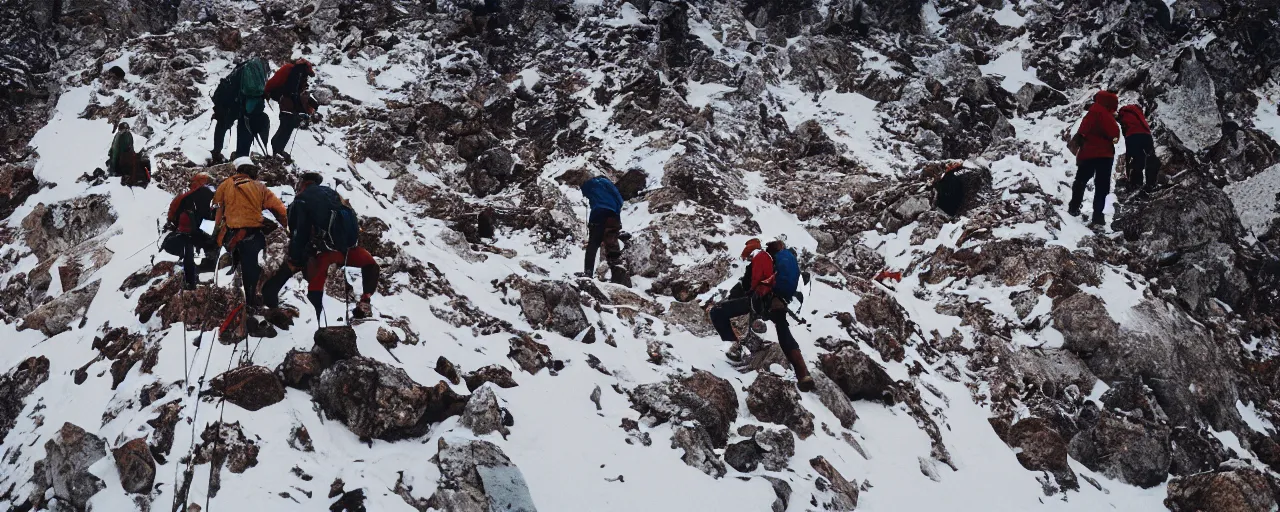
[578,175,629,285]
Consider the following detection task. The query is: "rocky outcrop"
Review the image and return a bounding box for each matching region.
[818,346,896,404]
[314,326,361,360]
[19,280,99,336]
[1068,407,1170,489]
[513,278,589,338]
[426,439,538,512]
[724,425,795,473]
[20,195,116,261]
[630,370,738,448]
[810,456,859,511]
[0,356,49,443]
[208,365,286,412]
[810,369,858,429]
[192,421,259,499]
[312,357,467,440]
[672,424,727,478]
[1002,417,1078,491]
[1051,292,1118,354]
[40,423,107,511]
[1165,466,1280,512]
[746,372,815,439]
[460,386,508,437]
[464,365,519,391]
[112,437,156,494]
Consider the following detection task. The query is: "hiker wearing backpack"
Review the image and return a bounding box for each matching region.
[709,238,814,392]
[261,172,379,321]
[212,157,288,307]
[1067,90,1120,227]
[266,58,318,162]
[1117,104,1161,194]
[163,172,218,290]
[211,58,271,162]
[577,175,629,285]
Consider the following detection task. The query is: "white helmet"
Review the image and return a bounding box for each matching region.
[232,156,257,172]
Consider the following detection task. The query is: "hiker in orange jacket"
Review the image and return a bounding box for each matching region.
[212,157,288,307]
[1068,90,1120,227]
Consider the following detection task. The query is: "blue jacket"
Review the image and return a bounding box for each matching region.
[581,177,623,214]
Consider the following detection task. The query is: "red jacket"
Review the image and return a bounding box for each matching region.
[1076,90,1120,161]
[1116,105,1151,136]
[748,250,775,297]
[167,174,214,233]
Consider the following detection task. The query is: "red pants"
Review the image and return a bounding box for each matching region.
[262,247,380,310]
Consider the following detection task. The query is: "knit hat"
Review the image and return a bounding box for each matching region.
[741,238,762,260]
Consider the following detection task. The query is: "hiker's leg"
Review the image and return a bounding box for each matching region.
[251,112,271,153]
[768,308,799,353]
[213,117,233,155]
[239,232,265,305]
[1126,135,1147,189]
[1091,158,1112,217]
[306,251,343,293]
[272,112,299,155]
[235,118,253,157]
[1068,160,1096,212]
[709,297,752,342]
[182,239,197,287]
[342,248,380,298]
[261,261,300,309]
[1141,136,1161,190]
[583,216,605,275]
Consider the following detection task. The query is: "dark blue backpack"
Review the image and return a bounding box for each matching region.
[773,248,801,299]
[319,204,360,253]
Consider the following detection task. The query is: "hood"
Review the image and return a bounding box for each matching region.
[189,172,211,191]
[1093,90,1119,112]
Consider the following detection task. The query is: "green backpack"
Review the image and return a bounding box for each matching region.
[238,58,268,113]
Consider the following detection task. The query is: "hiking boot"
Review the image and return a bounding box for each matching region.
[352,297,373,319]
[725,341,744,362]
[1090,213,1106,227]
[210,152,226,165]
[264,307,299,330]
[1067,205,1081,217]
[786,349,815,392]
[276,151,292,163]
[573,271,592,280]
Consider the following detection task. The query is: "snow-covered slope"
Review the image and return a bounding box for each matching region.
[2,1,1279,511]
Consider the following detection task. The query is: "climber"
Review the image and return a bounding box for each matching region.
[211,58,271,163]
[106,122,133,177]
[212,156,288,308]
[1067,90,1120,227]
[577,174,629,285]
[1117,103,1161,193]
[930,160,965,215]
[709,238,814,392]
[162,172,218,290]
[266,58,319,162]
[261,172,379,322]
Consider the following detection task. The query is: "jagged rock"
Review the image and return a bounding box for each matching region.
[1164,466,1280,512]
[135,277,237,328]
[664,300,716,337]
[1168,426,1231,476]
[0,163,41,220]
[615,168,648,200]
[277,349,323,389]
[112,437,156,494]
[747,372,815,439]
[622,231,674,279]
[810,369,858,429]
[1050,292,1118,354]
[192,421,259,499]
[724,439,761,472]
[629,370,738,448]
[20,194,116,261]
[313,357,468,440]
[426,438,537,512]
[515,279,589,338]
[818,347,896,404]
[854,289,913,361]
[762,476,792,512]
[1068,408,1170,488]
[725,426,796,473]
[289,424,315,452]
[1004,417,1078,490]
[42,423,107,511]
[461,386,508,437]
[671,425,726,478]
[315,326,361,360]
[20,280,99,336]
[147,400,182,457]
[507,335,561,375]
[809,456,858,510]
[208,365,286,411]
[0,356,49,443]
[437,356,461,385]
[464,365,519,392]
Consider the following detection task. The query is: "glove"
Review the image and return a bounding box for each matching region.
[163,220,176,232]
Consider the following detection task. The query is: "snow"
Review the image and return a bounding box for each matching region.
[980,47,1045,94]
[685,81,734,109]
[1223,163,1280,237]
[1236,400,1277,434]
[991,3,1026,28]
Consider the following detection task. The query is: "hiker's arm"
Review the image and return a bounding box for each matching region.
[166,194,184,225]
[211,184,227,227]
[264,188,288,228]
[749,252,774,297]
[1102,114,1120,142]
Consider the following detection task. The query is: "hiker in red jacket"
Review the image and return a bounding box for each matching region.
[163,173,218,289]
[1117,104,1160,193]
[267,58,318,162]
[1068,90,1120,226]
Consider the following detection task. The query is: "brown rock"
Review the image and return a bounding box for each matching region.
[818,346,896,404]
[463,365,518,391]
[1,356,50,443]
[746,372,815,439]
[436,356,461,385]
[810,456,859,510]
[1165,467,1280,512]
[208,365,286,412]
[113,437,156,494]
[1006,417,1078,490]
[314,326,360,360]
[276,349,323,389]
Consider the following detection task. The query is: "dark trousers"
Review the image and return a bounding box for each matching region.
[212,116,235,156]
[181,230,217,287]
[271,111,302,155]
[1124,134,1160,190]
[584,208,622,275]
[235,111,270,158]
[1069,157,1113,217]
[233,231,265,305]
[709,296,799,353]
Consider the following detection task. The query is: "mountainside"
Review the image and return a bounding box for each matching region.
[2,0,1280,511]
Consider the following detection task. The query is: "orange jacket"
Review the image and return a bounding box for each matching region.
[212,174,288,231]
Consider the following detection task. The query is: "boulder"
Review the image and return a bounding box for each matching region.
[1165,467,1280,512]
[810,456,858,510]
[507,336,560,375]
[192,421,259,498]
[426,439,538,512]
[1068,409,1170,488]
[0,356,50,443]
[42,423,107,510]
[630,370,739,447]
[614,168,648,200]
[725,425,795,473]
[112,437,156,494]
[315,326,361,360]
[276,349,323,389]
[746,372,815,439]
[461,386,508,436]
[208,365,285,411]
[1005,417,1077,490]
[20,280,100,336]
[818,347,896,404]
[1051,292,1119,354]
[671,425,726,478]
[664,300,716,337]
[464,365,519,391]
[763,476,792,512]
[312,357,467,440]
[20,194,116,261]
[810,368,858,429]
[436,356,461,385]
[516,280,589,338]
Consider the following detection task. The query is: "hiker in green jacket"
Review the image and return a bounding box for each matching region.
[211,59,272,161]
[107,122,134,176]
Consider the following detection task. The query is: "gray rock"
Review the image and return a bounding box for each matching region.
[671,425,726,478]
[664,300,716,337]
[20,195,117,261]
[629,370,738,447]
[1051,292,1118,354]
[762,476,792,512]
[1004,417,1078,490]
[461,385,507,436]
[43,422,107,510]
[516,279,589,338]
[112,437,155,494]
[312,357,467,440]
[818,347,896,404]
[0,356,49,444]
[208,365,285,412]
[747,372,815,439]
[1068,409,1170,488]
[809,456,858,510]
[810,369,857,429]
[314,326,360,360]
[20,280,100,336]
[427,439,537,512]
